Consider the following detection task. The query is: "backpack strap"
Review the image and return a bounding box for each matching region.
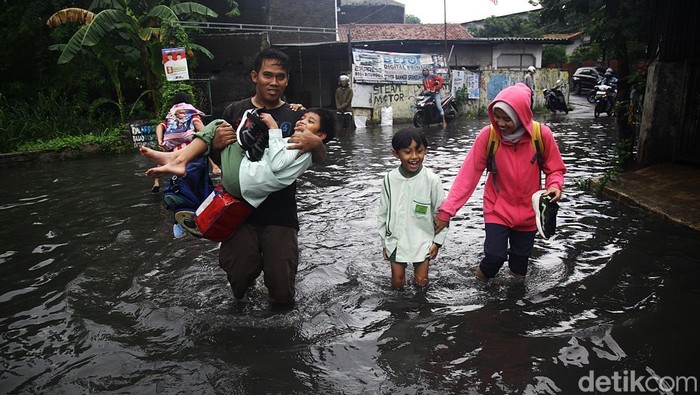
[530,121,544,168]
[486,126,500,192]
[530,121,544,186]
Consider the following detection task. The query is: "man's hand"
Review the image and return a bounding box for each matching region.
[434,217,449,234]
[288,103,306,112]
[288,130,327,163]
[212,122,236,151]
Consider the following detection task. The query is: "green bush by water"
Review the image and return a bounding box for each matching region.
[0,92,127,154]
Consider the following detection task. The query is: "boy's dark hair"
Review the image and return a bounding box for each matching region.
[392,127,427,151]
[253,48,291,74]
[307,107,336,144]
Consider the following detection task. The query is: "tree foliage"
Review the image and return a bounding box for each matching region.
[467,14,542,37]
[538,0,651,156]
[542,45,567,66]
[46,0,220,122]
[405,14,421,24]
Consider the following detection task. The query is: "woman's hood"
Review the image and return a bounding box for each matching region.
[487,82,534,135]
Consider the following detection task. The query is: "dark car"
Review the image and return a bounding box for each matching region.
[571,67,605,94]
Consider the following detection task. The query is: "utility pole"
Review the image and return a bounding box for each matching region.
[443,0,448,59]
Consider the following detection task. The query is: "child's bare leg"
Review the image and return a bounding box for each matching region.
[412,259,430,288]
[145,138,208,178]
[391,262,407,291]
[140,146,179,165]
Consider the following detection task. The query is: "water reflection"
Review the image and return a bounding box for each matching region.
[1,105,699,393]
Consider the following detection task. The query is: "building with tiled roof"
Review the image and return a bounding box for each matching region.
[338,23,472,41]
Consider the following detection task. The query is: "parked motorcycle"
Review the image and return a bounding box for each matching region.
[593,84,616,117]
[413,91,457,128]
[542,80,569,114]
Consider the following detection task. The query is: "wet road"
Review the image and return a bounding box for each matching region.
[1,94,699,394]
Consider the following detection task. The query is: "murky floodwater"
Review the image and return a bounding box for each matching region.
[2,96,700,394]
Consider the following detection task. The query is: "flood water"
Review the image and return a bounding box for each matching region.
[2,96,700,394]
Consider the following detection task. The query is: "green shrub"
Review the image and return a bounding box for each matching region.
[0,92,119,153]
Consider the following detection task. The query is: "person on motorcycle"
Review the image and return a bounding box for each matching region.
[598,68,618,108]
[422,67,446,129]
[600,68,618,88]
[524,66,536,109]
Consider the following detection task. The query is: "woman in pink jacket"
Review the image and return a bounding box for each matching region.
[434,83,566,281]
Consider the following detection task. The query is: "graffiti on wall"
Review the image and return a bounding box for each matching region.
[372,85,407,106]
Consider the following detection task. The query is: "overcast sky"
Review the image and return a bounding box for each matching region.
[395,0,542,24]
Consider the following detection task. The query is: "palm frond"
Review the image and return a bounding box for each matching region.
[171,2,218,19]
[189,43,214,60]
[82,9,134,47]
[46,8,95,28]
[89,0,127,12]
[56,25,89,64]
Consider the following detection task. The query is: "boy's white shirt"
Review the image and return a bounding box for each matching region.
[378,166,447,263]
[239,128,312,207]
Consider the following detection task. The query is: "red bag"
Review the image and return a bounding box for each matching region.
[195,185,252,242]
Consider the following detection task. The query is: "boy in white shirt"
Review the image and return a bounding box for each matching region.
[378,128,447,290]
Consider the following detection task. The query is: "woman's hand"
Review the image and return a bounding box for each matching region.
[547,186,562,202]
[434,217,449,234]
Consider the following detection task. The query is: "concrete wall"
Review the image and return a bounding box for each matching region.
[339,4,404,24]
[352,68,570,124]
[449,46,493,68]
[492,43,543,69]
[637,60,684,166]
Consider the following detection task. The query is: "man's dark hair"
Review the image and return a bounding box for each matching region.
[307,108,336,144]
[253,48,291,74]
[392,127,427,151]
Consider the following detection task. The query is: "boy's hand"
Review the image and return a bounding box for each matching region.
[382,248,388,260]
[428,243,440,260]
[212,122,236,151]
[258,113,279,130]
[434,217,449,233]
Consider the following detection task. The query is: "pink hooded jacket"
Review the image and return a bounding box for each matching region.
[437,83,566,231]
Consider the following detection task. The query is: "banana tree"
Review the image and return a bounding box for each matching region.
[47,0,218,121]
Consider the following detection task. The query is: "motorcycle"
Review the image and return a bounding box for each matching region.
[593,84,616,117]
[413,91,457,128]
[542,80,569,114]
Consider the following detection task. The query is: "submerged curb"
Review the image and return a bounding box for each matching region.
[591,164,700,232]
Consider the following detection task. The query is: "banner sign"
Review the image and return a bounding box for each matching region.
[130,122,157,148]
[352,49,445,84]
[162,47,190,81]
[451,69,480,99]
